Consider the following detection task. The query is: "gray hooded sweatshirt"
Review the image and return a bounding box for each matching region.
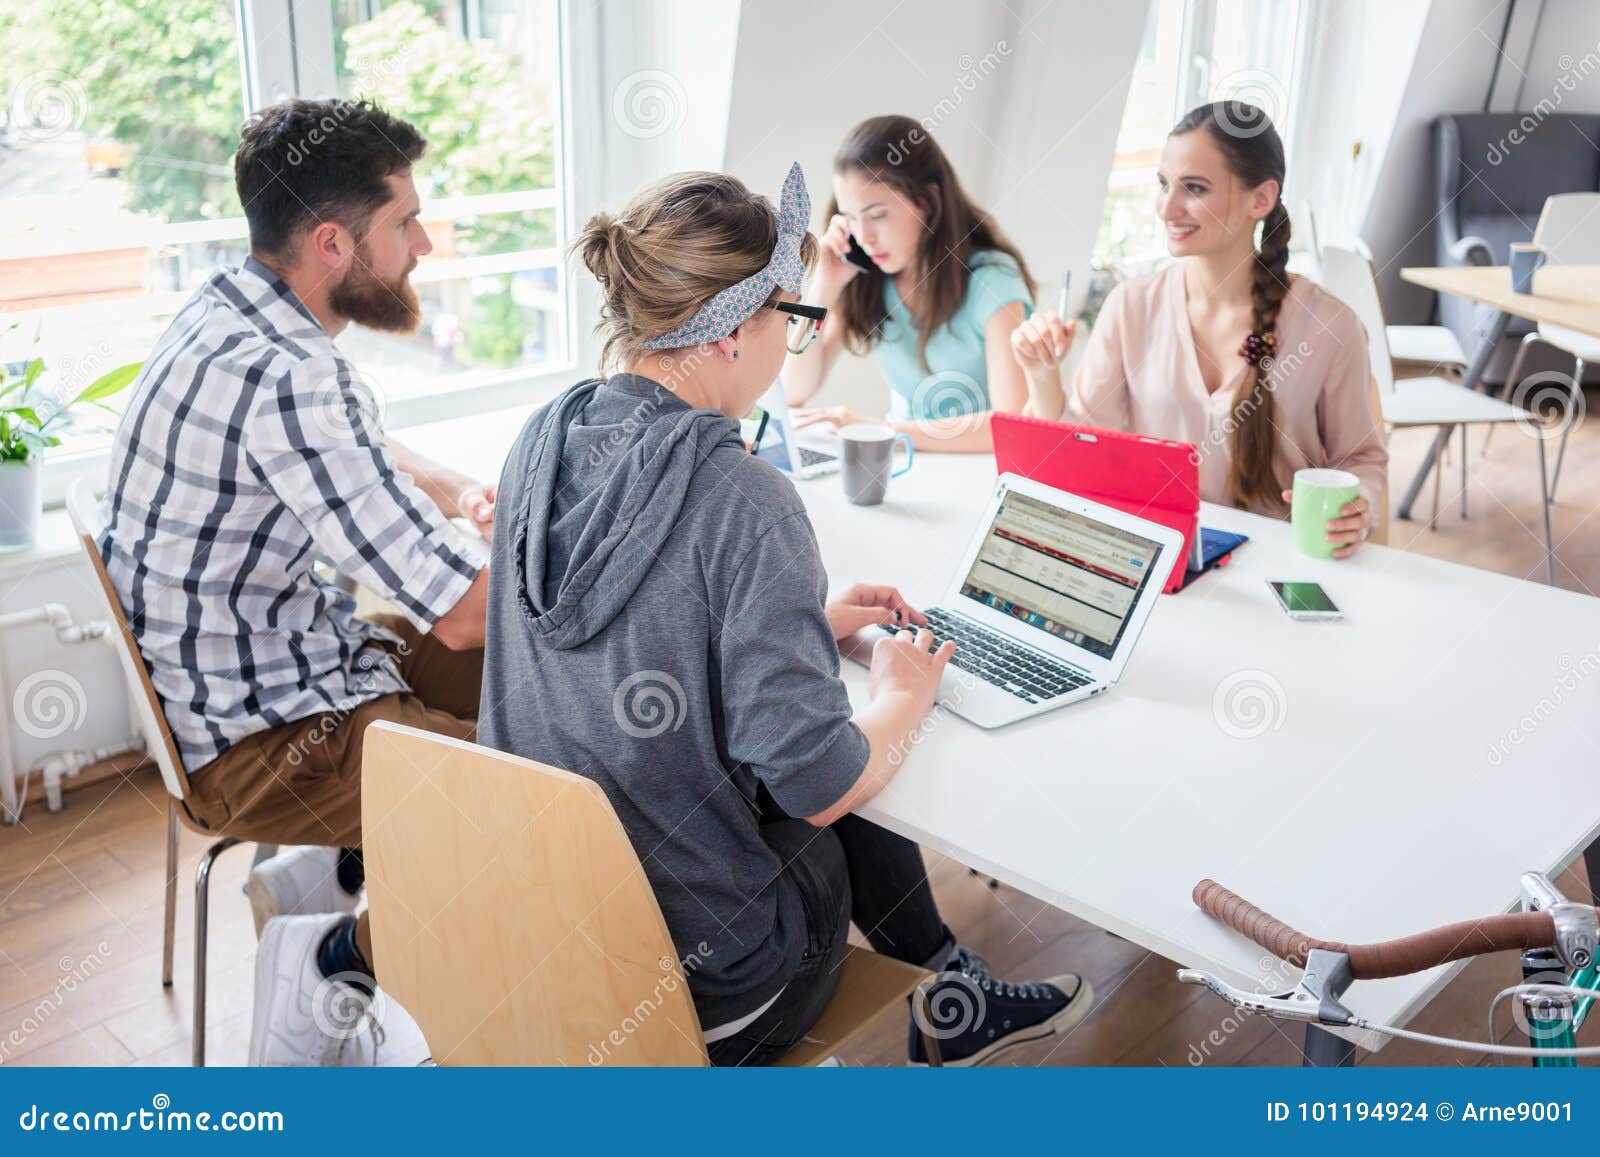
[478,373,869,1030]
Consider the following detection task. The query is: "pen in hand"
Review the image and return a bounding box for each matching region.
[1055,271,1071,358]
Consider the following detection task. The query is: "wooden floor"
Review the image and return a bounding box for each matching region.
[2,387,1596,1067]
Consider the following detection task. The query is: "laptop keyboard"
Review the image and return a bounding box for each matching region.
[798,445,837,468]
[882,606,1092,704]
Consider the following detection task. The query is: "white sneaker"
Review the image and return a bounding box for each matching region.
[248,846,360,938]
[248,914,431,1066]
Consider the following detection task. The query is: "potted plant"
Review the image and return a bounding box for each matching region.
[0,352,140,553]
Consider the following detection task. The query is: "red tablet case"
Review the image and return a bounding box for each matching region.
[991,412,1205,594]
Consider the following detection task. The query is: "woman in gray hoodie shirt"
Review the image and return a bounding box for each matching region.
[478,163,1090,1066]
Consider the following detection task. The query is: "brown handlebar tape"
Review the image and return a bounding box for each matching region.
[1193,879,1569,980]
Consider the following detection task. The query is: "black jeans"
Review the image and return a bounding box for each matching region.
[706,812,951,1066]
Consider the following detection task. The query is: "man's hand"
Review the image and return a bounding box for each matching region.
[456,483,496,542]
[825,582,926,641]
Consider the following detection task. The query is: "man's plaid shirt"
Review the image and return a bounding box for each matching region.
[101,257,481,772]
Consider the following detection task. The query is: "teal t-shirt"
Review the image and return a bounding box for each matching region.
[875,251,1033,421]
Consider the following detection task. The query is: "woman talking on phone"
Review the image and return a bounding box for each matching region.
[1012,101,1387,556]
[783,114,1062,452]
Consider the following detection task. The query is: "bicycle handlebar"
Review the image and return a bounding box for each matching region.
[1193,879,1577,980]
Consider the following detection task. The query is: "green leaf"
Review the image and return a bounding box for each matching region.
[22,357,43,390]
[1,406,42,428]
[67,361,141,408]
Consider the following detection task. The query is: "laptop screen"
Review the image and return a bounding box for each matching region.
[957,489,1165,660]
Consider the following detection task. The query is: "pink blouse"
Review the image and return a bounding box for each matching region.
[1071,263,1388,518]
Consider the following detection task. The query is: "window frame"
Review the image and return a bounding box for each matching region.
[1094,0,1317,269]
[34,0,588,508]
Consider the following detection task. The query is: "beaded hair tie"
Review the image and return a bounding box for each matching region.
[1239,331,1277,367]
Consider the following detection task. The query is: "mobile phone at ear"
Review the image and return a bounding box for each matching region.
[843,234,875,273]
[1268,580,1342,621]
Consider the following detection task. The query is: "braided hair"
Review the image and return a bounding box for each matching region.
[1170,101,1292,511]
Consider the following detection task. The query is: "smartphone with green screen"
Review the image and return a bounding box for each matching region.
[1267,580,1342,621]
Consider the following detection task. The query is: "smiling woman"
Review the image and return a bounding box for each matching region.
[1015,100,1386,554]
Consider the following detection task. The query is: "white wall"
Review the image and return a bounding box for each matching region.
[1360,0,1600,322]
[563,0,742,371]
[721,0,1150,409]
[1290,0,1432,254]
[1519,0,1600,114]
[1360,0,1512,321]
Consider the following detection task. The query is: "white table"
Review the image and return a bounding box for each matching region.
[798,453,1600,1057]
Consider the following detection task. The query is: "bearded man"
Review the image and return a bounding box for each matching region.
[101,99,492,1065]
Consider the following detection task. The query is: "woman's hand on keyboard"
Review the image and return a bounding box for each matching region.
[867,626,956,717]
[825,582,927,641]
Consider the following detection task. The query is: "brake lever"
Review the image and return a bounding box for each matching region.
[1178,948,1359,1028]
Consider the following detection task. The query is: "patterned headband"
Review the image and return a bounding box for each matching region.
[641,161,810,350]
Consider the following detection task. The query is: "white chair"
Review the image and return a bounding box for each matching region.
[1299,204,1464,375]
[1287,199,1323,280]
[1317,246,1555,584]
[1386,324,1468,375]
[1493,192,1600,500]
[65,478,252,1066]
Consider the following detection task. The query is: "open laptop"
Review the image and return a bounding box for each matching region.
[749,382,842,479]
[842,473,1184,729]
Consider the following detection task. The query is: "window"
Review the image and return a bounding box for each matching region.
[0,0,568,500]
[1094,0,1309,270]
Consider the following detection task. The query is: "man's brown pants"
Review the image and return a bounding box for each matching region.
[181,615,482,968]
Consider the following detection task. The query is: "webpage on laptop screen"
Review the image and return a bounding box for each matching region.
[958,492,1163,660]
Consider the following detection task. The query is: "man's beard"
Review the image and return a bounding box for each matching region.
[328,246,420,333]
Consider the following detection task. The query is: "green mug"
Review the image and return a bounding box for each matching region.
[1291,468,1361,559]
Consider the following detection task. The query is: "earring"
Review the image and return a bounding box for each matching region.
[733,350,740,360]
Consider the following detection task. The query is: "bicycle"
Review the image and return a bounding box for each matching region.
[1177,871,1600,1065]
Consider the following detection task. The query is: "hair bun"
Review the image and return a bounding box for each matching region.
[576,211,627,288]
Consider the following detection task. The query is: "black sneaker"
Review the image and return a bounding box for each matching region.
[907,948,1092,1066]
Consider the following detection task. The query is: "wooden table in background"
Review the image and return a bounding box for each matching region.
[1396,265,1600,522]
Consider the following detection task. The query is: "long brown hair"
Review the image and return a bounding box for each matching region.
[826,115,1035,369]
[1170,101,1292,512]
[573,171,818,372]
